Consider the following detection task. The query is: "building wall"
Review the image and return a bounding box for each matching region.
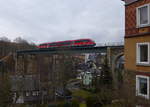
[125,36,150,72]
[125,0,150,71]
[125,0,150,37]
[124,0,150,103]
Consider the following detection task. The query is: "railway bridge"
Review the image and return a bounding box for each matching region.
[0,45,124,82]
[15,45,124,80]
[0,44,124,102]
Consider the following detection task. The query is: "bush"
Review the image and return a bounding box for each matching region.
[57,100,79,107]
[71,99,79,107]
[0,74,13,107]
[86,88,96,93]
[57,102,72,107]
[86,95,101,107]
[85,87,114,107]
[72,89,93,100]
[97,88,113,105]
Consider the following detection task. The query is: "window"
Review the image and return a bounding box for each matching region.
[136,4,150,27]
[49,43,56,46]
[75,40,81,43]
[136,42,150,65]
[62,41,71,45]
[75,40,89,43]
[40,44,47,47]
[136,75,149,99]
[26,92,30,96]
[58,41,71,45]
[32,91,39,96]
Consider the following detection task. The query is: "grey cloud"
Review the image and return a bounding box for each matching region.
[0,0,125,44]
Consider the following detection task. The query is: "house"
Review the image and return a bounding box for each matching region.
[123,0,150,99]
[83,72,92,86]
[10,75,41,103]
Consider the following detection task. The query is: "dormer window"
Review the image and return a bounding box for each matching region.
[136,4,150,27]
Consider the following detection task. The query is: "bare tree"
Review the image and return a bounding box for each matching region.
[0,36,11,42]
[59,54,76,92]
[13,37,28,44]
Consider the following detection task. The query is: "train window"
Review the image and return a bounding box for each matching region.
[58,42,64,45]
[83,40,90,42]
[59,42,64,45]
[49,43,56,46]
[57,41,71,45]
[55,42,60,45]
[75,40,81,43]
[63,41,71,45]
[40,44,47,46]
[75,40,89,43]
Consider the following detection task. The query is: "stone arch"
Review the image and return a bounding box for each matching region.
[111,52,124,89]
[113,52,124,66]
[112,52,124,70]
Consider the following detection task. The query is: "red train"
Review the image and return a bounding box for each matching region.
[38,39,96,48]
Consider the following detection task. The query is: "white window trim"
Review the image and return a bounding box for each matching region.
[136,75,149,99]
[136,42,150,65]
[136,4,150,28]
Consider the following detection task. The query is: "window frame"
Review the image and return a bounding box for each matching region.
[136,42,150,65]
[136,4,150,27]
[136,75,149,99]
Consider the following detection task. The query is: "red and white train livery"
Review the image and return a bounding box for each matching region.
[38,39,96,48]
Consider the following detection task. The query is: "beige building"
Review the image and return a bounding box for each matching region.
[123,0,150,99]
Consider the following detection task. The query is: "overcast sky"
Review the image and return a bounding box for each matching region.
[0,0,125,44]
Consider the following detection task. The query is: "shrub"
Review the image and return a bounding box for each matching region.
[71,99,79,107]
[86,95,101,107]
[57,101,72,107]
[57,99,79,107]
[97,88,113,105]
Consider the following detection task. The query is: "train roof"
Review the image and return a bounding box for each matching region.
[39,38,94,45]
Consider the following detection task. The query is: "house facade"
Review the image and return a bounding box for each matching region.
[83,72,92,86]
[123,0,150,100]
